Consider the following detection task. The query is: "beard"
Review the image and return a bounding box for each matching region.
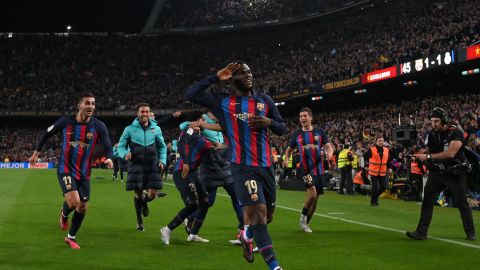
[233,79,252,93]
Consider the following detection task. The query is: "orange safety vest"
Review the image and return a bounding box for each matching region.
[353,171,364,185]
[368,146,389,176]
[410,161,426,175]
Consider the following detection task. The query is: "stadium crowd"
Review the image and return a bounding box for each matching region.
[3,93,479,166]
[156,0,340,28]
[1,0,478,112]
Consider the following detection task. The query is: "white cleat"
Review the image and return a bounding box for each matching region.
[229,239,241,245]
[160,226,171,245]
[187,234,209,243]
[301,224,313,233]
[299,214,312,232]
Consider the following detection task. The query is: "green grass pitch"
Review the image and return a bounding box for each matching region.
[0,168,478,270]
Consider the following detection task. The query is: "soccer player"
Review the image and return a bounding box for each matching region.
[160,124,211,245]
[186,62,285,270]
[117,103,167,231]
[183,114,244,243]
[29,93,114,249]
[283,107,333,233]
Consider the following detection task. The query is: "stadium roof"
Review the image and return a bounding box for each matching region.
[0,0,154,33]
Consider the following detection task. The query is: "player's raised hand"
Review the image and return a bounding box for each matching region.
[104,158,113,169]
[217,62,241,81]
[181,164,189,179]
[172,110,182,118]
[188,120,202,128]
[248,116,272,129]
[28,151,40,164]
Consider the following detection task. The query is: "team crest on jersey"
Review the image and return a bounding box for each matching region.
[314,135,320,142]
[86,132,93,140]
[257,103,265,112]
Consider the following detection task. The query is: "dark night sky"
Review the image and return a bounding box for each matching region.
[0,0,156,33]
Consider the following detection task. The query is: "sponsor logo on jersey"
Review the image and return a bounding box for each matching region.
[68,141,91,149]
[233,112,255,122]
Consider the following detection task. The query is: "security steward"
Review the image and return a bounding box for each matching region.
[407,107,476,241]
[338,144,354,195]
[410,146,427,201]
[364,134,392,206]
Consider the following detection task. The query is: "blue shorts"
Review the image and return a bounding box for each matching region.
[231,164,276,207]
[173,170,208,205]
[302,174,324,195]
[57,173,90,201]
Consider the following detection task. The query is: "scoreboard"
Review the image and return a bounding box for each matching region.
[399,51,454,75]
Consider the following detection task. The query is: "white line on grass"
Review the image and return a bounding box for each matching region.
[164,183,480,250]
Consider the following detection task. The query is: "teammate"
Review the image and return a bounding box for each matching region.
[186,62,285,270]
[283,107,333,233]
[29,93,114,249]
[117,103,167,231]
[160,124,211,244]
[184,113,244,243]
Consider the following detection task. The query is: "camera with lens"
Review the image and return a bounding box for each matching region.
[392,125,417,147]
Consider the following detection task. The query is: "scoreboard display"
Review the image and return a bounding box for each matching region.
[399,50,454,75]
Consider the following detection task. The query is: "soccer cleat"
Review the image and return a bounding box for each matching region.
[406,231,427,240]
[137,223,145,231]
[239,230,254,263]
[160,227,171,245]
[273,267,283,270]
[59,209,69,231]
[187,234,209,243]
[229,239,241,245]
[466,233,476,241]
[299,214,312,233]
[64,237,80,249]
[156,191,168,198]
[301,224,313,233]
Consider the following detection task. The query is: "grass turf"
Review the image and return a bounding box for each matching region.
[0,168,478,270]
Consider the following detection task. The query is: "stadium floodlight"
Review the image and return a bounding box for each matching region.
[66,25,72,31]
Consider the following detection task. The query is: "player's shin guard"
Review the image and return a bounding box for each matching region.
[69,210,86,237]
[252,224,279,270]
[62,201,74,218]
[134,197,142,217]
[168,204,198,231]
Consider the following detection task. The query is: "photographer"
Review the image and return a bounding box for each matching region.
[406,108,476,241]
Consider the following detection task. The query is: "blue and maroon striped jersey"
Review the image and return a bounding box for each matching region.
[35,115,113,180]
[185,74,286,167]
[289,128,329,176]
[174,128,213,171]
